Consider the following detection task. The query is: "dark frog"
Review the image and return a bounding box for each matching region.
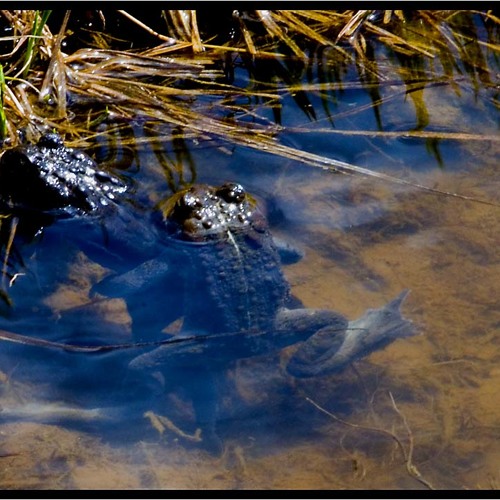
[0,133,126,217]
[95,182,416,447]
[0,133,154,319]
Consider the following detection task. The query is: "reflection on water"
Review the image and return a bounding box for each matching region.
[1,18,499,491]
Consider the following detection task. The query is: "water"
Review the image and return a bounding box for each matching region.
[0,16,499,490]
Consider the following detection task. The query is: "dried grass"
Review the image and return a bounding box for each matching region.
[0,9,497,203]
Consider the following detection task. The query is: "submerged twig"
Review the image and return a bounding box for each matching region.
[1,216,17,292]
[388,392,435,490]
[144,410,202,442]
[305,396,406,451]
[305,395,435,490]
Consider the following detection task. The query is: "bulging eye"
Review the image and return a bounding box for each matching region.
[217,183,246,203]
[37,133,65,149]
[180,192,202,211]
[166,190,204,224]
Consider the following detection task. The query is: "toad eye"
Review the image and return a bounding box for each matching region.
[180,192,203,211]
[37,133,65,149]
[216,183,246,204]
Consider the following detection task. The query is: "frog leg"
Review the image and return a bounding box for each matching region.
[91,257,183,342]
[286,290,416,378]
[91,258,171,297]
[126,306,348,368]
[185,366,224,453]
[263,306,348,356]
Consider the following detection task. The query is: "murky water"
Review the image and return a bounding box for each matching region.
[0,18,499,490]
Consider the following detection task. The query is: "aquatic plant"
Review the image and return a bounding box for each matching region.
[0,64,7,138]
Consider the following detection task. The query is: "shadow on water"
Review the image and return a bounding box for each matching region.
[0,9,499,490]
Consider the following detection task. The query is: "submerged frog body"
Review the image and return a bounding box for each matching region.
[112,183,415,370]
[97,183,353,355]
[95,183,415,449]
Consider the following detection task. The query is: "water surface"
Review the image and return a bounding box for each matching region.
[0,13,499,490]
